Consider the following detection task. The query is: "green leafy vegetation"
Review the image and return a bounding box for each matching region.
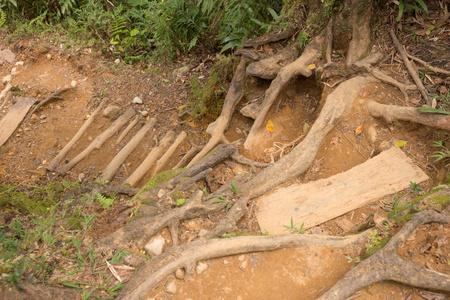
[283,217,306,234]
[393,0,428,21]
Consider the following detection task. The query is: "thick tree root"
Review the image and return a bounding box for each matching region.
[367,101,450,131]
[117,229,371,300]
[318,210,450,299]
[96,191,225,251]
[173,145,202,169]
[47,97,108,171]
[242,28,297,48]
[0,82,12,111]
[187,57,248,167]
[244,32,325,150]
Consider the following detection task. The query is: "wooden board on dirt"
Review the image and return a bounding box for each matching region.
[0,97,37,147]
[256,146,429,234]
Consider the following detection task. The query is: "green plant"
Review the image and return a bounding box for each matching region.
[109,249,130,265]
[430,140,450,164]
[416,107,450,116]
[107,282,126,296]
[228,180,239,193]
[95,192,114,209]
[283,217,306,234]
[174,198,186,206]
[409,181,422,195]
[391,189,405,220]
[297,31,311,50]
[212,195,226,203]
[393,0,428,21]
[345,255,360,268]
[366,229,382,250]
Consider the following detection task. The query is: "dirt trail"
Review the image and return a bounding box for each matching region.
[0,34,449,300]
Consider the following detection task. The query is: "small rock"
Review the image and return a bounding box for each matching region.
[40,114,47,120]
[78,173,86,182]
[0,49,16,65]
[87,136,93,142]
[240,260,248,270]
[196,262,208,275]
[11,67,17,75]
[144,235,166,257]
[185,219,202,232]
[223,259,228,265]
[71,80,77,87]
[140,110,149,117]
[42,160,47,165]
[103,105,121,118]
[238,255,245,262]
[46,54,52,60]
[165,281,177,294]
[175,268,185,280]
[31,114,39,121]
[2,75,11,83]
[157,189,166,198]
[335,217,354,232]
[15,61,24,66]
[198,229,209,237]
[132,96,143,104]
[114,58,120,65]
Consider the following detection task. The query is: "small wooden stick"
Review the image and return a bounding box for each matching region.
[389,30,431,106]
[405,52,450,76]
[124,131,176,187]
[105,259,123,282]
[57,108,135,174]
[47,98,108,171]
[98,117,156,183]
[151,131,187,177]
[116,115,142,145]
[29,87,74,116]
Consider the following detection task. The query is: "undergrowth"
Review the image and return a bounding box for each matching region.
[0,182,128,297]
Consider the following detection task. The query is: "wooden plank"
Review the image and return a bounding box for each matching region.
[256,146,429,234]
[0,97,37,147]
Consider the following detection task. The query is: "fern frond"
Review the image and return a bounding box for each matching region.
[0,10,6,28]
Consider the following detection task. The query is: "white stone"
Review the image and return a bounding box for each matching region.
[114,58,120,65]
[240,260,248,270]
[71,80,77,87]
[157,189,166,198]
[15,61,24,66]
[165,281,177,294]
[132,96,143,104]
[237,255,245,262]
[198,229,209,237]
[2,75,11,83]
[140,110,149,117]
[175,268,185,280]
[196,262,208,274]
[46,54,52,60]
[144,235,166,256]
[10,67,17,75]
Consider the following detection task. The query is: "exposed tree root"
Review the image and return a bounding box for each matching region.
[56,108,135,174]
[98,117,156,183]
[242,28,297,48]
[367,101,450,131]
[390,29,431,106]
[246,45,298,80]
[244,32,325,150]
[137,144,238,201]
[325,16,333,65]
[47,97,108,171]
[406,52,450,76]
[346,0,372,65]
[187,57,248,167]
[318,210,450,299]
[117,229,372,300]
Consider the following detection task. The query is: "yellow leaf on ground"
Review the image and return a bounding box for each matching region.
[266,120,274,133]
[307,64,316,70]
[394,140,407,148]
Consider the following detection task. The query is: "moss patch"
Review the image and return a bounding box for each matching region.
[134,168,187,200]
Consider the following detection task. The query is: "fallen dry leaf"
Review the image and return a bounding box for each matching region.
[410,98,421,105]
[307,64,316,70]
[415,29,427,36]
[361,90,371,97]
[330,136,340,145]
[439,85,448,94]
[419,243,431,253]
[355,124,364,136]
